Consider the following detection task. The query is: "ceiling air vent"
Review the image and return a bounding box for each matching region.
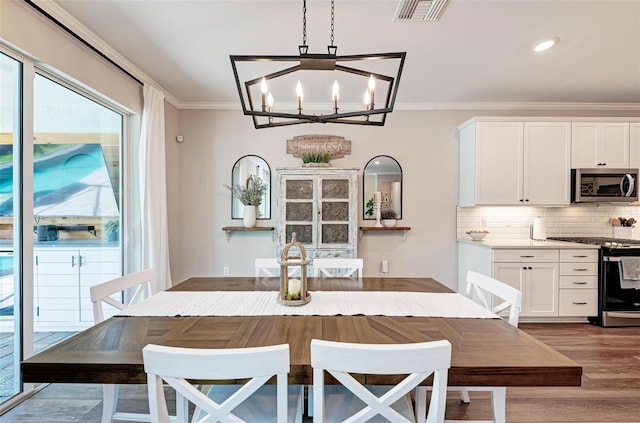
[394,0,450,21]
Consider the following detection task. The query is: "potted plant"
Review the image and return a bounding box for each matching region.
[381,209,397,227]
[365,198,374,218]
[301,152,332,167]
[226,175,268,228]
[104,219,119,241]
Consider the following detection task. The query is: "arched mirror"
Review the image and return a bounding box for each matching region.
[363,155,402,220]
[231,155,271,219]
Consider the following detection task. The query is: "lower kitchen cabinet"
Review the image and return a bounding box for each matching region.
[492,250,559,317]
[558,249,598,316]
[458,242,599,320]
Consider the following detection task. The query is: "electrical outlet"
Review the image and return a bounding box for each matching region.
[223,266,230,276]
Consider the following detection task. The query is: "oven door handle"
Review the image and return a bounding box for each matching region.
[604,256,621,262]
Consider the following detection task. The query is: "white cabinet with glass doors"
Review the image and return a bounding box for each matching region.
[277,168,358,261]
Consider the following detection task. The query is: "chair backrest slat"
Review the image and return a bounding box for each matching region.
[143,343,290,423]
[465,270,522,327]
[255,258,301,277]
[311,339,451,423]
[89,269,155,324]
[312,258,363,278]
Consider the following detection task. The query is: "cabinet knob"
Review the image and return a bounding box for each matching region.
[525,199,529,202]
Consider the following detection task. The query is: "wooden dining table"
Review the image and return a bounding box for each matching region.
[21,277,582,387]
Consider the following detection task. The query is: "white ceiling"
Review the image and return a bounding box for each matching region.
[49,0,640,110]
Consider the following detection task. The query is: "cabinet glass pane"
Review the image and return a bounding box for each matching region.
[286,224,312,244]
[322,202,348,221]
[322,179,349,199]
[286,180,313,199]
[321,224,349,244]
[286,202,313,221]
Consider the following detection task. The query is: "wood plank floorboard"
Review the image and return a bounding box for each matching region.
[2,323,640,422]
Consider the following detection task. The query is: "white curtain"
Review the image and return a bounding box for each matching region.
[139,84,171,292]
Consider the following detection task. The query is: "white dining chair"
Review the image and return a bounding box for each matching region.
[255,258,301,277]
[143,343,304,423]
[311,338,451,423]
[415,270,522,423]
[312,258,363,278]
[90,269,187,423]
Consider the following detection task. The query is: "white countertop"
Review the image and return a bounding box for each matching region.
[457,238,600,249]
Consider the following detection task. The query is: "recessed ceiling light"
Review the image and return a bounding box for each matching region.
[532,37,559,52]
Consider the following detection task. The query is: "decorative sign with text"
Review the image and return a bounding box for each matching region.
[286,135,352,159]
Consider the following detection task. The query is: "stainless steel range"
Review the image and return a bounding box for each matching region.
[549,236,640,327]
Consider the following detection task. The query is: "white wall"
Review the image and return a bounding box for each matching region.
[0,0,142,114]
[169,109,640,289]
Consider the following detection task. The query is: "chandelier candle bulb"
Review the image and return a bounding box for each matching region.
[368,75,376,108]
[260,77,268,111]
[332,80,339,113]
[296,81,303,113]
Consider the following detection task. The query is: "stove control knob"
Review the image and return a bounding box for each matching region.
[604,242,612,247]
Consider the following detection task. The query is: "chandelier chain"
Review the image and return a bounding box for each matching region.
[302,0,307,47]
[330,0,335,47]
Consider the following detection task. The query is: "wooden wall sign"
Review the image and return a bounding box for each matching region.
[286,135,352,159]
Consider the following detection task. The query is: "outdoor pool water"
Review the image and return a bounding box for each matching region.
[0,143,117,216]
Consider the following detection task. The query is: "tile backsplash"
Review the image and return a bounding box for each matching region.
[457,205,640,240]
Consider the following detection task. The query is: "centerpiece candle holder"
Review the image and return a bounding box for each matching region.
[278,232,311,306]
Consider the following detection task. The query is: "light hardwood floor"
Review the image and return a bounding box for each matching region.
[2,323,640,422]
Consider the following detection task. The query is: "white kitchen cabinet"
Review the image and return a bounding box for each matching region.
[34,247,121,330]
[492,249,559,317]
[277,168,358,260]
[571,122,630,168]
[558,249,598,317]
[630,123,640,169]
[458,242,599,321]
[458,120,570,206]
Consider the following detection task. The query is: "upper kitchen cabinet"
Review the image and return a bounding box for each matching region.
[458,119,571,206]
[630,123,640,169]
[571,122,630,168]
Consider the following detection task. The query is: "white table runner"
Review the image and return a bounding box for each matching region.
[117,291,499,319]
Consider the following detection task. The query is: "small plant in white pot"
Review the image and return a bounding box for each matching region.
[381,209,397,227]
[226,175,268,228]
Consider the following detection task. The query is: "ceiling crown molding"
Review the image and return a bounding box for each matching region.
[175,101,640,112]
[30,0,180,108]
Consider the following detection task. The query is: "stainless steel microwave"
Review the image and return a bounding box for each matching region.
[572,168,638,203]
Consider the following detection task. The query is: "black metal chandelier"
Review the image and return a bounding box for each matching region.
[230,0,406,129]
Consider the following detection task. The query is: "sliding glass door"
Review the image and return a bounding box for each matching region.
[32,74,122,345]
[0,51,21,405]
[0,50,125,407]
